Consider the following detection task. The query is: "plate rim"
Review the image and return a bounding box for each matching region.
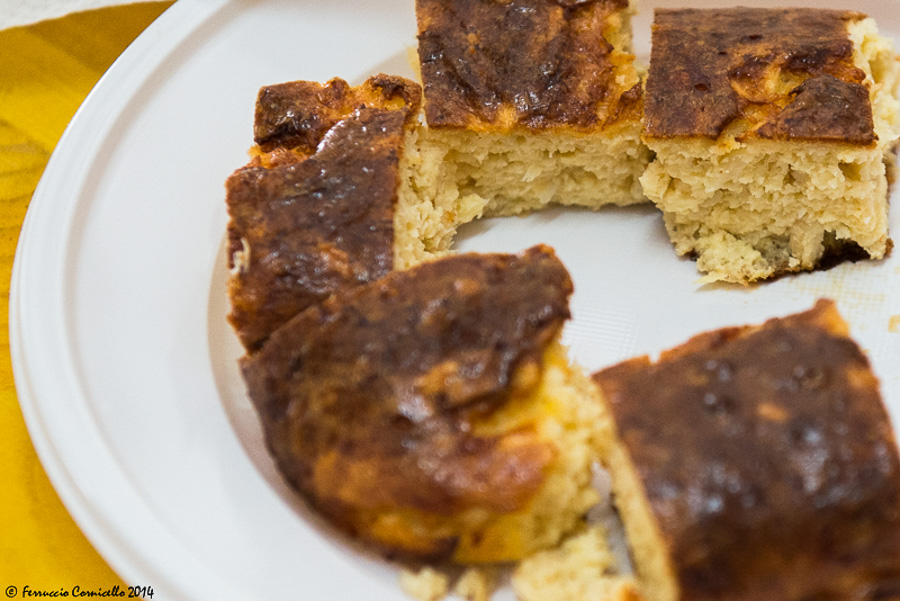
[9,0,241,598]
[10,0,900,598]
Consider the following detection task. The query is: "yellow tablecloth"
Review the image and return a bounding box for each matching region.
[0,1,173,588]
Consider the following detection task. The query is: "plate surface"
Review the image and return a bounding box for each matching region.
[10,0,900,598]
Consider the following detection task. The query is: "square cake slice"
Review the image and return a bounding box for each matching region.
[593,300,900,601]
[227,75,433,352]
[415,0,650,215]
[640,8,900,284]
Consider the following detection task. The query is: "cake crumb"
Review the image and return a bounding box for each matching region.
[399,566,450,601]
[889,315,900,332]
[454,567,496,601]
[511,526,642,601]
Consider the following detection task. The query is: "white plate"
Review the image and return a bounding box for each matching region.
[10,0,900,598]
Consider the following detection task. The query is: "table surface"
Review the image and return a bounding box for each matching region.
[0,1,173,588]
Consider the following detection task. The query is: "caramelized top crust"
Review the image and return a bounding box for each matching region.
[416,0,641,131]
[594,300,900,601]
[644,8,875,144]
[254,74,421,154]
[241,246,572,551]
[226,75,422,352]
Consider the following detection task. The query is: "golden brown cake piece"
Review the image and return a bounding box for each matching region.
[226,75,446,352]
[415,0,650,215]
[593,300,900,601]
[641,8,900,284]
[241,246,606,563]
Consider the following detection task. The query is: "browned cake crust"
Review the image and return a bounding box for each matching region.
[644,8,875,143]
[594,300,900,601]
[240,245,572,557]
[254,74,421,154]
[416,0,641,131]
[226,75,422,352]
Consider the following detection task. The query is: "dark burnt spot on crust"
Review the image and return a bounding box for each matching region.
[240,246,571,553]
[818,234,892,271]
[782,38,857,75]
[756,74,875,144]
[254,79,349,153]
[872,580,900,600]
[594,300,900,601]
[644,8,874,142]
[416,0,632,131]
[254,74,421,153]
[227,77,422,352]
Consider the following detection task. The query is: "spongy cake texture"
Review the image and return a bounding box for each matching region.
[640,8,900,283]
[512,525,641,601]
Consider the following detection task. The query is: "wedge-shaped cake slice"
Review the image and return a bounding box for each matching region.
[227,74,470,352]
[593,300,900,601]
[641,8,900,283]
[242,246,607,563]
[415,0,650,215]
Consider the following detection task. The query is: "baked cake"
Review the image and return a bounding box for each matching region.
[593,300,900,601]
[226,74,479,352]
[640,8,900,283]
[225,7,900,599]
[415,0,650,215]
[240,246,607,563]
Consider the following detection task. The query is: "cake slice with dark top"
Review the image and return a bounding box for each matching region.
[226,74,481,352]
[241,246,610,564]
[593,300,900,601]
[641,8,900,283]
[415,0,650,215]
